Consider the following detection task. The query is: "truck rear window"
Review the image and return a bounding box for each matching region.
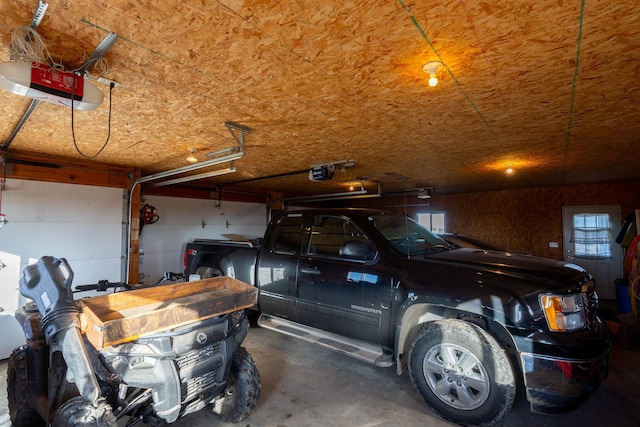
[273,215,305,254]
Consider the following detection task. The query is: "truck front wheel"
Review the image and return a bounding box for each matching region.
[211,346,261,422]
[409,320,515,426]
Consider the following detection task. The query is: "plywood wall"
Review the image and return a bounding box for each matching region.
[341,179,640,260]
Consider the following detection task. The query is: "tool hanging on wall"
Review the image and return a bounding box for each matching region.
[140,204,159,232]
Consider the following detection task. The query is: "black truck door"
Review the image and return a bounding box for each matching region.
[296,215,392,346]
[256,213,305,321]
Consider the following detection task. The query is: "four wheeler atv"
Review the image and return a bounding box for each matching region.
[7,255,261,426]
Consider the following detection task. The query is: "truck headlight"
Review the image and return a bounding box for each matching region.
[540,294,585,332]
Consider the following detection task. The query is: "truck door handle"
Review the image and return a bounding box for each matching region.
[301,267,321,275]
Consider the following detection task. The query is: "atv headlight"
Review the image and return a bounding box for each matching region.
[540,293,585,332]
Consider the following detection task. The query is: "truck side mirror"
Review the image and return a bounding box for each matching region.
[340,241,377,261]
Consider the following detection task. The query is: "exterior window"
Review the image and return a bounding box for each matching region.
[273,215,304,254]
[571,213,612,259]
[307,216,368,257]
[416,212,446,233]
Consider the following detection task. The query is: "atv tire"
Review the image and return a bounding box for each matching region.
[52,396,116,427]
[7,347,44,426]
[211,346,261,422]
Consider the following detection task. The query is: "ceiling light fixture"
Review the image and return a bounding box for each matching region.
[422,61,443,87]
[186,149,198,163]
[506,165,514,174]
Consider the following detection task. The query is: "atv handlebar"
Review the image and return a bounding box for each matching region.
[74,280,130,293]
[74,272,185,293]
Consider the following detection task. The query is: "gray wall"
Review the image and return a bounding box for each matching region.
[137,195,268,284]
[0,179,123,359]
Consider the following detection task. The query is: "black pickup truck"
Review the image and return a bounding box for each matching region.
[184,208,610,426]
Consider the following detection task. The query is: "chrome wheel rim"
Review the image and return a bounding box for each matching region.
[422,343,490,410]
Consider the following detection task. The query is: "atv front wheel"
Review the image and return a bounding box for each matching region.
[7,347,44,426]
[211,346,261,422]
[51,396,116,427]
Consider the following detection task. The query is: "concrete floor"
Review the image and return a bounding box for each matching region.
[1,324,638,427]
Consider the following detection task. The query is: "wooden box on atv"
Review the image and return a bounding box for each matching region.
[78,276,257,349]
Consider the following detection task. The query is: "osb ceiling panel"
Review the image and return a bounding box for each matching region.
[1,0,639,196]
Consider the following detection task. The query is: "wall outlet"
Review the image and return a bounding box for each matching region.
[549,241,559,248]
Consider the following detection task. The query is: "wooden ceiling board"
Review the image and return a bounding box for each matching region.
[1,0,639,196]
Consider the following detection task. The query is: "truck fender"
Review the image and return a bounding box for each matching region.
[394,303,517,376]
[395,304,443,375]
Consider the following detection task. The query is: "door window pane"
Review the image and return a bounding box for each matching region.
[307,216,369,257]
[571,213,612,259]
[273,215,305,254]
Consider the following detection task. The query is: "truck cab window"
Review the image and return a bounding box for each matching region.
[273,215,305,254]
[307,216,369,257]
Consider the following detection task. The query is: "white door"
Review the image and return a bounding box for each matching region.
[562,205,623,300]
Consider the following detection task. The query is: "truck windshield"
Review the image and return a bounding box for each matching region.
[366,213,450,256]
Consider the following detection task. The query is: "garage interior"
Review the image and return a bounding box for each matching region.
[0,1,639,426]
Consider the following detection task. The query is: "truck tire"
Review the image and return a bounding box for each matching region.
[211,346,261,422]
[51,396,116,427]
[408,320,515,427]
[7,347,45,426]
[196,266,222,278]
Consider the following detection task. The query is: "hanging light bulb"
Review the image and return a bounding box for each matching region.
[423,61,443,88]
[186,148,198,163]
[506,165,514,174]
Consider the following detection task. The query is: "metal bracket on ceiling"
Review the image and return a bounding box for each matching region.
[224,122,252,153]
[29,1,49,29]
[283,183,382,204]
[1,1,50,151]
[76,32,118,75]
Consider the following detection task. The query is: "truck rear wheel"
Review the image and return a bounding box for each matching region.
[196,266,222,278]
[408,320,515,426]
[7,347,45,426]
[211,346,261,422]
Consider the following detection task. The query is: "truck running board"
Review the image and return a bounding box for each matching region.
[257,314,394,368]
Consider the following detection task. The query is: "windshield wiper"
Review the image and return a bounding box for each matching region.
[410,244,451,256]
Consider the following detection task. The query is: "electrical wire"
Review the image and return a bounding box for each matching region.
[71,79,115,159]
[563,0,587,182]
[9,26,51,63]
[396,0,500,146]
[9,24,116,159]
